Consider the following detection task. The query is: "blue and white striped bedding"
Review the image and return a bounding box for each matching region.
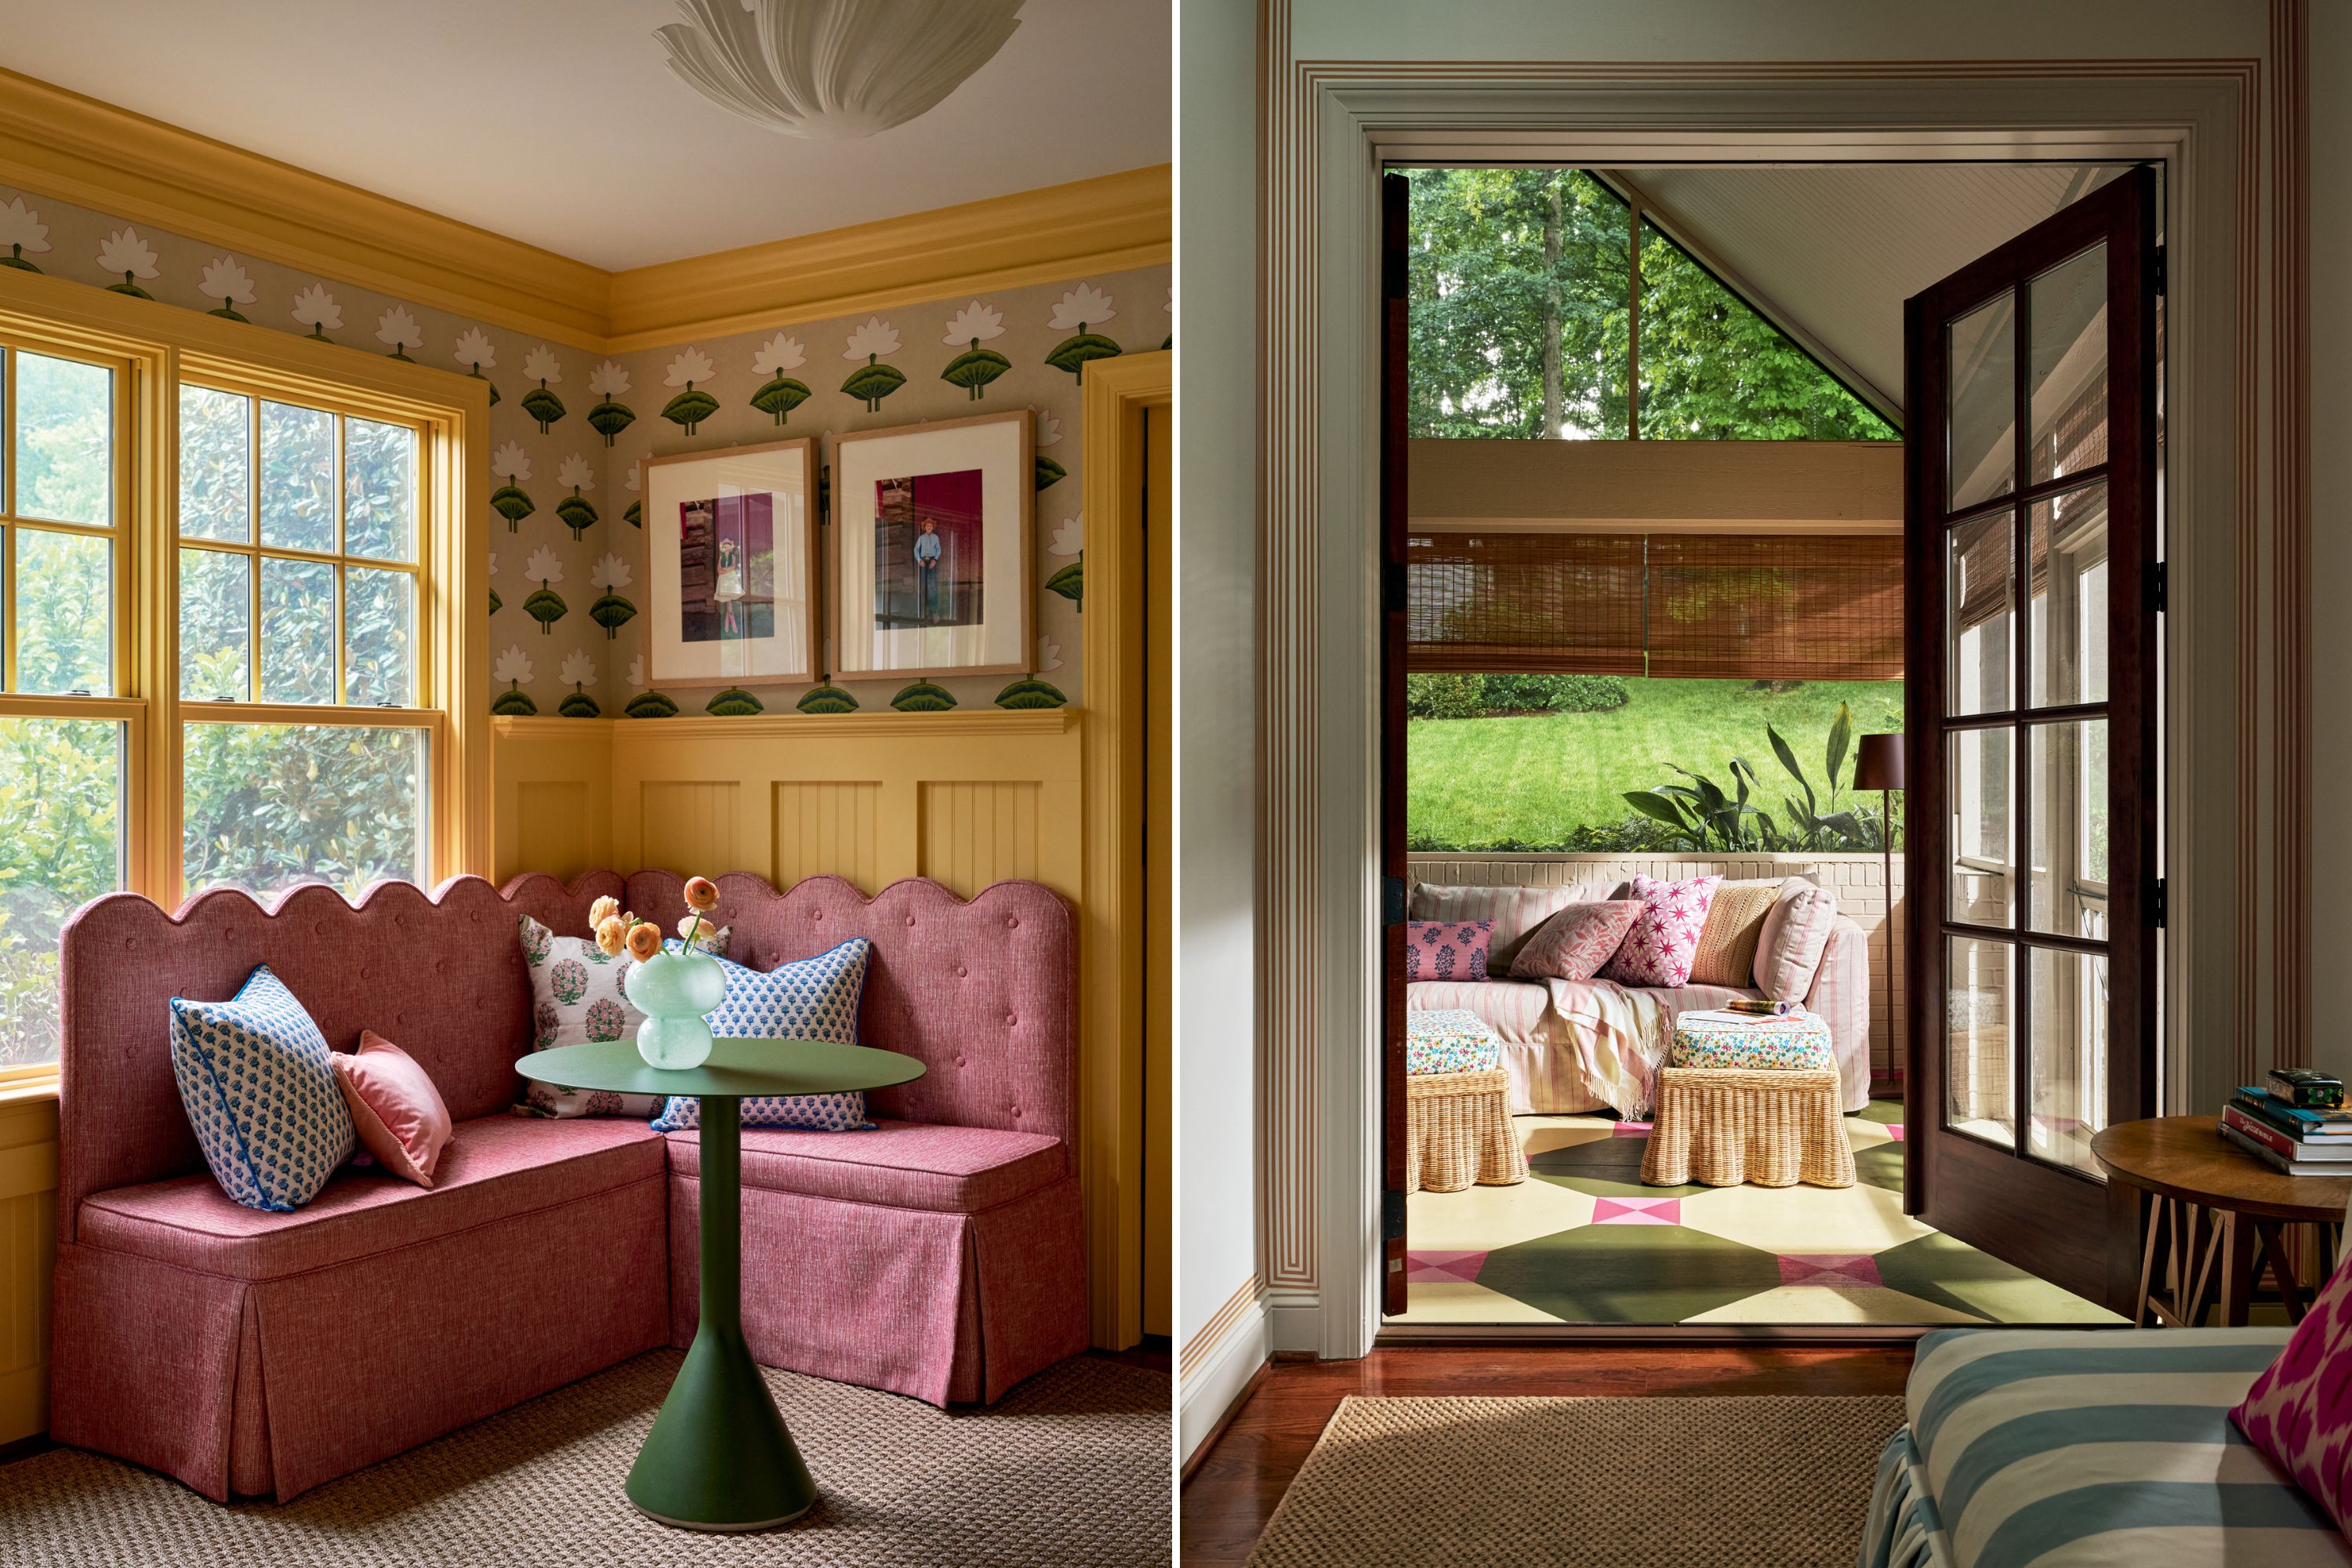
[1860,1327,2352,1568]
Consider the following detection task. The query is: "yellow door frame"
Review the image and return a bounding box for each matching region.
[1080,349,1172,1348]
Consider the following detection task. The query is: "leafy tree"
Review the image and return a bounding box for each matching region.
[1406,169,1896,441]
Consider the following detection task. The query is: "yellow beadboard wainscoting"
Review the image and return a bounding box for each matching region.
[492,710,1155,1345]
[0,1092,59,1446]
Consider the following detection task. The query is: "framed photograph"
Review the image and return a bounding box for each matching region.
[832,410,1034,681]
[643,437,819,685]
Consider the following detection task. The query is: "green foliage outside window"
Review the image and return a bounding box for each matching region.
[1406,168,1896,441]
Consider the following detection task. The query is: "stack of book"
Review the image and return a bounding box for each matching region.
[2220,1068,2352,1175]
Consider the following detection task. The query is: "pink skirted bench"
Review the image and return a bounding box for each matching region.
[47,869,1085,1503]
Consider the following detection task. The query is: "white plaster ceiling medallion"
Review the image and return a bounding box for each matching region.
[656,0,1025,141]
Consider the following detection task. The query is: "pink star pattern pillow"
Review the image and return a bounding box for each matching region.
[1406,920,1492,982]
[1509,901,1644,982]
[1598,874,1722,988]
[2231,1249,2352,1530]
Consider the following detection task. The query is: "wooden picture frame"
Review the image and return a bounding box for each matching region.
[831,410,1035,682]
[641,437,820,687]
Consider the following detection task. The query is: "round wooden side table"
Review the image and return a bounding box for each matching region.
[2092,1116,2350,1328]
[519,1036,924,1533]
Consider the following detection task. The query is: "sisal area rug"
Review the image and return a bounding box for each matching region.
[1248,1393,1904,1567]
[0,1351,1170,1567]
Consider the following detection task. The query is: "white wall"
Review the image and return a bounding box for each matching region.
[2309,2,2349,1085]
[1175,0,1266,1457]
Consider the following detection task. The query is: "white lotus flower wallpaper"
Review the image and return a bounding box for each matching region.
[290,282,342,337]
[1047,515,1083,557]
[591,554,632,592]
[587,360,630,397]
[522,345,564,386]
[198,256,255,319]
[96,227,159,296]
[942,300,1005,344]
[0,196,49,267]
[493,645,533,687]
[1048,284,1116,332]
[1038,635,1064,674]
[558,649,598,689]
[376,305,423,360]
[843,317,900,360]
[664,347,716,388]
[491,441,532,484]
[1036,408,1063,447]
[753,333,806,375]
[523,546,564,586]
[557,453,596,494]
[453,328,497,373]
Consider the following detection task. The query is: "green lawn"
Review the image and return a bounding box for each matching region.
[1409,677,1904,848]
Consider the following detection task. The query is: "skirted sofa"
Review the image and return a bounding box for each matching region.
[47,869,1085,1502]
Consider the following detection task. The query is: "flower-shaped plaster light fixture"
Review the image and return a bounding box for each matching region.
[655,0,1024,141]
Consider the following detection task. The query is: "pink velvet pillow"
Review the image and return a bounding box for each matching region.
[330,1030,452,1188]
[1510,901,1644,982]
[2231,1247,2352,1530]
[1598,874,1722,988]
[1406,920,1492,982]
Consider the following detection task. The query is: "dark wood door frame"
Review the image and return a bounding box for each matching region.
[1378,168,1411,1315]
[1903,163,2159,1311]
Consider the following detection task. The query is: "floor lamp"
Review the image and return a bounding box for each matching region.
[1853,734,1905,1087]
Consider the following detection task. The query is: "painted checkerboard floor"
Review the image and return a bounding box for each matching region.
[1394,1100,2127,1327]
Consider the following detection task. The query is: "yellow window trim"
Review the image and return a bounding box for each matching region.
[0,266,490,923]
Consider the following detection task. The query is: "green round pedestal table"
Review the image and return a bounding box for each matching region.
[517,1036,924,1532]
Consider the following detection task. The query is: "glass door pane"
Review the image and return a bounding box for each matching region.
[1947,292,2016,512]
[1947,728,2014,924]
[2029,245,2109,485]
[2030,946,2107,1176]
[2028,483,2110,707]
[1947,935,2016,1148]
[1947,510,2013,714]
[2029,720,2108,939]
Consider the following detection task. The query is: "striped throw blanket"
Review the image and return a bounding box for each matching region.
[1860,1327,2352,1568]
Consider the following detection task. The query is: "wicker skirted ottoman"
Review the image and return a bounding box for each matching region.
[1406,1011,1529,1194]
[1639,1066,1857,1189]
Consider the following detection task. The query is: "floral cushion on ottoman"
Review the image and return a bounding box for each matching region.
[515,914,663,1119]
[1406,1008,1502,1076]
[652,938,877,1133]
[1599,874,1722,988]
[2231,1247,2352,1532]
[1668,1011,1837,1072]
[1406,920,1492,982]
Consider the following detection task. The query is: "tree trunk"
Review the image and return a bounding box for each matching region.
[1542,179,1563,439]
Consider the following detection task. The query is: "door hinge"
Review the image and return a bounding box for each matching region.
[1382,560,1407,614]
[2154,877,2168,930]
[2151,561,2167,614]
[2153,243,2166,297]
[1383,875,1407,927]
[1383,1188,1407,1240]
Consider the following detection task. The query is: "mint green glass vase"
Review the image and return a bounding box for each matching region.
[626,949,726,1069]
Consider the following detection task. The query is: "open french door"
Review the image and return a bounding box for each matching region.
[1903,164,2159,1309]
[1379,169,1411,1314]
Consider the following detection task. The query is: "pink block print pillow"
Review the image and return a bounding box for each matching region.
[1406,920,1492,982]
[1510,901,1644,982]
[1598,875,1722,988]
[2231,1248,2352,1531]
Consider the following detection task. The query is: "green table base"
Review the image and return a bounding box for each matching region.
[626,1097,814,1530]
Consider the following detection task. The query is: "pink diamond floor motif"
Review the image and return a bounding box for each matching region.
[1777,1253,1883,1289]
[1405,1250,1488,1283]
[1592,1196,1680,1226]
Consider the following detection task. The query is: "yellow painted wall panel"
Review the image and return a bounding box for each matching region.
[0,1096,56,1446]
[919,780,1043,897]
[641,781,743,875]
[514,780,592,881]
[772,781,882,892]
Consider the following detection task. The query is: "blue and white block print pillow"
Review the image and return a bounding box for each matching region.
[652,938,876,1133]
[169,964,357,1211]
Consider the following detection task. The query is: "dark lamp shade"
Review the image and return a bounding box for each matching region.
[1853,732,1905,792]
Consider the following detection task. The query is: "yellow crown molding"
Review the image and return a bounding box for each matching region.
[0,67,612,347]
[0,67,1169,355]
[498,707,1079,742]
[601,165,1172,353]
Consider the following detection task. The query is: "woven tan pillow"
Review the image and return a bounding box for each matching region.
[1687,881,1782,986]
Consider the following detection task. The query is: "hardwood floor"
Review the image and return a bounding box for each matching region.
[1178,1343,1917,1566]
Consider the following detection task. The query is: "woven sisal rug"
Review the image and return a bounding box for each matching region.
[0,1351,1170,1567]
[1248,1393,1904,1567]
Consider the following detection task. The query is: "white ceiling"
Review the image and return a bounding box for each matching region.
[0,0,1171,270]
[1626,163,2129,413]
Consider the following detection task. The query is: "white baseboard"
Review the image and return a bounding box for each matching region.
[1179,1294,1269,1466]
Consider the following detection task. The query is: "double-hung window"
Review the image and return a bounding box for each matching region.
[0,279,487,1081]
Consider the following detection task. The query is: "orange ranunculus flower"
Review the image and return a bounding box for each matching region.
[684,877,719,912]
[594,915,629,956]
[588,895,619,928]
[625,920,662,961]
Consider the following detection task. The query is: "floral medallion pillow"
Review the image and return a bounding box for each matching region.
[514,913,664,1119]
[1405,920,1492,982]
[1598,874,1723,988]
[652,938,877,1133]
[2231,1247,2352,1532]
[1509,901,1643,982]
[169,964,356,1212]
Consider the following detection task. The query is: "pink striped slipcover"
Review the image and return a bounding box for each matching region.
[49,870,1084,1501]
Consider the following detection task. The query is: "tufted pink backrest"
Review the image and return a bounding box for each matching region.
[56,877,538,1234]
[620,870,1077,1160]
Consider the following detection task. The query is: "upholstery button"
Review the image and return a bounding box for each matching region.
[956,965,967,978]
[1005,916,1018,928]
[906,915,916,927]
[1004,1013,1017,1026]
[954,1054,967,1067]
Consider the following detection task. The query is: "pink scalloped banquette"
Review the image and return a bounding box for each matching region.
[48,869,1085,1503]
